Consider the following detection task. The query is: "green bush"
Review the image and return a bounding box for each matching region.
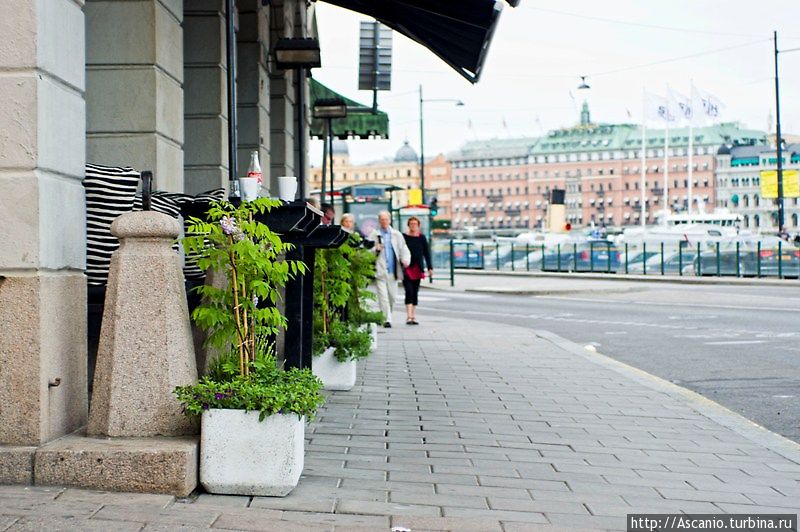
[313,318,372,363]
[313,232,382,359]
[175,353,324,421]
[176,198,324,421]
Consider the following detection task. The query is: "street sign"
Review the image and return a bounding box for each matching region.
[358,22,392,91]
[760,169,800,198]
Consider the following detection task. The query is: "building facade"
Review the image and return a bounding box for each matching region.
[0,0,315,453]
[309,140,452,215]
[716,144,800,231]
[451,106,766,231]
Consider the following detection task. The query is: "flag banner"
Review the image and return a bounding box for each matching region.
[691,85,724,124]
[668,89,694,125]
[643,92,677,124]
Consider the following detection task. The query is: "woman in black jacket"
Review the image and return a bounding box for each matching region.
[402,217,433,325]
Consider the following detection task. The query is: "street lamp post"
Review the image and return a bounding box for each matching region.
[274,38,322,200]
[773,31,800,233]
[419,85,464,205]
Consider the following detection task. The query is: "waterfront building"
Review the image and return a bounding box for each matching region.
[310,141,452,216]
[451,104,767,231]
[715,144,800,231]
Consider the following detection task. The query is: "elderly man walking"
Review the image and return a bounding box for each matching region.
[368,211,411,328]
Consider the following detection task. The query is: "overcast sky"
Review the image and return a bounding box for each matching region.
[309,0,800,166]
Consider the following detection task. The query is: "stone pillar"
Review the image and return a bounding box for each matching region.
[87,211,198,437]
[268,0,297,190]
[0,0,88,473]
[237,0,271,194]
[183,0,229,195]
[85,0,184,192]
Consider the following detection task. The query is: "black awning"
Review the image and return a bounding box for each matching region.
[320,0,508,84]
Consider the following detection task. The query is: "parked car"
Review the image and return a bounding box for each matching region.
[541,241,621,273]
[433,240,484,270]
[628,249,698,275]
[694,237,800,278]
[485,243,538,270]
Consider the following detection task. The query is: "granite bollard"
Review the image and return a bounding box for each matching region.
[88,211,198,437]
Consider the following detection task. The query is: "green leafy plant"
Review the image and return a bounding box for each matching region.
[176,198,324,421]
[181,198,305,376]
[344,235,384,326]
[175,353,324,421]
[313,233,381,362]
[313,317,372,363]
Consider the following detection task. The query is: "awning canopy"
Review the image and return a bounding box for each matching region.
[319,0,509,83]
[310,79,390,139]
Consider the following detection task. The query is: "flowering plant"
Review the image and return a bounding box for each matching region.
[175,353,324,421]
[182,198,304,374]
[175,198,324,420]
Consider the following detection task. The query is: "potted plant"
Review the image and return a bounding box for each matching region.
[343,234,384,351]
[175,199,324,497]
[311,236,380,390]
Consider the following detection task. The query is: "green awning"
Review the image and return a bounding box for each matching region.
[310,79,389,140]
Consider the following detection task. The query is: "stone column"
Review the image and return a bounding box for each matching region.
[85,0,184,192]
[183,0,228,195]
[0,0,88,479]
[237,0,271,194]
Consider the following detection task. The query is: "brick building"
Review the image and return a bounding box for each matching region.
[451,104,767,230]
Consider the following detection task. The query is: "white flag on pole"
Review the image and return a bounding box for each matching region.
[668,89,694,125]
[643,91,677,124]
[691,85,724,124]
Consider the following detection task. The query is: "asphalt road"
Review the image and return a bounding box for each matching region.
[417,279,800,444]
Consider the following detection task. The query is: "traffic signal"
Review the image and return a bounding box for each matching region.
[430,197,439,217]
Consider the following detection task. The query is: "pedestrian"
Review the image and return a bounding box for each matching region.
[402,217,432,325]
[320,202,335,225]
[368,211,410,328]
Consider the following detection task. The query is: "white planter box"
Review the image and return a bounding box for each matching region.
[369,322,378,351]
[200,409,304,497]
[313,346,356,391]
[359,323,378,352]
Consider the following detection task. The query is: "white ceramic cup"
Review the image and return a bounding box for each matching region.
[239,177,259,202]
[277,176,298,202]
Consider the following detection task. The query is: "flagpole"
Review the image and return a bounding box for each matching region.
[688,123,694,216]
[686,81,694,217]
[663,96,669,226]
[641,89,647,228]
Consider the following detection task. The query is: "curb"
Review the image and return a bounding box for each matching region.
[534,329,800,466]
[463,287,644,296]
[454,269,800,287]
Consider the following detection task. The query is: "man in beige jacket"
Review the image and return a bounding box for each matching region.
[368,211,411,327]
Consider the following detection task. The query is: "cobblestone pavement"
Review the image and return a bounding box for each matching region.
[1,316,799,531]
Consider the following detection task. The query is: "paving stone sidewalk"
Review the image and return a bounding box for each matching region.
[2,316,799,531]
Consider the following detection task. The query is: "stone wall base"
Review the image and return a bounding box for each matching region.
[32,432,198,497]
[0,446,36,485]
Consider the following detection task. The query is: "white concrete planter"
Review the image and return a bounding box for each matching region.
[200,409,304,496]
[359,323,378,352]
[369,322,378,351]
[313,346,356,391]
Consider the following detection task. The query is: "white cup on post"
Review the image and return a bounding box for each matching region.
[277,176,298,202]
[238,177,259,202]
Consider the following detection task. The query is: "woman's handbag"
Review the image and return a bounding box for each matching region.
[404,263,425,281]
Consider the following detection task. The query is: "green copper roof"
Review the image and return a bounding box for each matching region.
[310,79,389,140]
[454,122,767,160]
